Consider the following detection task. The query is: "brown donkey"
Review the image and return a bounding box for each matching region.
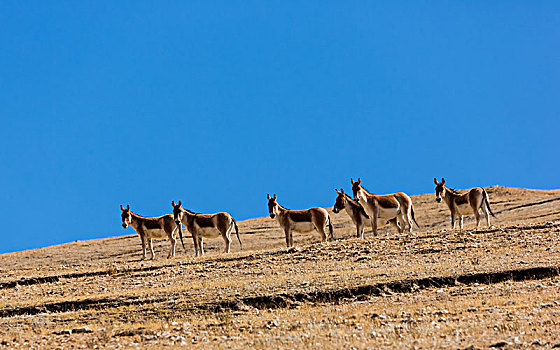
[120,205,184,260]
[434,178,495,229]
[172,201,241,256]
[333,188,400,239]
[267,194,334,248]
[351,178,419,236]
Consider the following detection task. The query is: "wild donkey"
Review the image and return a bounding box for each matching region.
[267,194,334,248]
[351,178,419,236]
[332,188,400,239]
[172,201,241,256]
[120,205,184,260]
[434,178,495,229]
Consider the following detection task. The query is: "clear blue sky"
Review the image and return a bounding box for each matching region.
[1,2,558,253]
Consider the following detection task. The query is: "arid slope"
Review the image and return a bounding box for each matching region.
[0,186,559,349]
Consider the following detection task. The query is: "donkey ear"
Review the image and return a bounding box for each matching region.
[126,205,130,211]
[350,178,355,185]
[273,194,277,200]
[441,178,445,185]
[357,178,361,185]
[341,188,345,194]
[120,205,125,211]
[335,189,340,194]
[178,200,181,206]
[434,178,438,185]
[267,194,271,200]
[171,201,176,207]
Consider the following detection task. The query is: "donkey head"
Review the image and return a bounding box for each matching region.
[120,205,131,229]
[267,194,278,219]
[171,200,183,224]
[333,189,347,214]
[434,178,446,202]
[350,178,362,201]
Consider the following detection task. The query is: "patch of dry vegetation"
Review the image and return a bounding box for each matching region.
[0,187,559,348]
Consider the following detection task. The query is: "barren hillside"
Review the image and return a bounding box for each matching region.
[0,186,559,349]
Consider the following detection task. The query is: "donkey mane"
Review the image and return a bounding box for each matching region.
[277,204,291,211]
[360,185,373,195]
[343,193,359,204]
[446,186,461,195]
[182,208,199,215]
[344,193,369,218]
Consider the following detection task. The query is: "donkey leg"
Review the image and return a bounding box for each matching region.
[474,209,481,228]
[223,232,231,253]
[480,203,491,227]
[140,235,147,260]
[315,224,327,242]
[148,239,155,260]
[371,218,378,236]
[406,209,414,233]
[460,216,464,230]
[356,224,363,239]
[389,218,400,234]
[199,237,205,255]
[284,228,291,248]
[397,216,408,234]
[192,233,200,257]
[168,233,177,258]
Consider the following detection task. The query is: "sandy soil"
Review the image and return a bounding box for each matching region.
[0,186,559,349]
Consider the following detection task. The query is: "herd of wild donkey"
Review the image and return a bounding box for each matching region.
[120,178,496,260]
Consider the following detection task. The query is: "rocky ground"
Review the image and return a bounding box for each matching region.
[0,186,559,349]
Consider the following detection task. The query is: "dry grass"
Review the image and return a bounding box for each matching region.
[0,186,559,348]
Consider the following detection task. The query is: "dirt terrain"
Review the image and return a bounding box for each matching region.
[0,186,559,349]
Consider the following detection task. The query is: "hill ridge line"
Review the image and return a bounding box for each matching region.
[1,186,558,256]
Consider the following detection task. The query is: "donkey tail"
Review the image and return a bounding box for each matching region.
[233,218,242,250]
[483,188,496,217]
[411,205,420,228]
[328,214,334,240]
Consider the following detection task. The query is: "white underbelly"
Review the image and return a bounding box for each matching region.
[195,226,222,238]
[362,218,392,227]
[378,207,399,219]
[291,222,315,233]
[144,229,169,239]
[363,206,399,220]
[456,203,473,216]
